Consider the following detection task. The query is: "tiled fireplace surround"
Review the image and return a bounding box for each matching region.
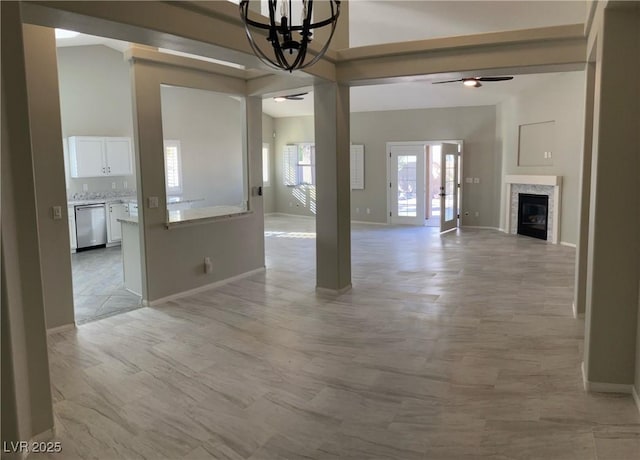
[504,175,562,244]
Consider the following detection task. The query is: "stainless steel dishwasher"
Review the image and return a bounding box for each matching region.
[75,204,107,250]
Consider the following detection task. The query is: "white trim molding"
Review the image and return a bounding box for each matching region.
[582,362,636,399]
[146,267,266,307]
[46,323,76,335]
[504,175,562,244]
[633,386,640,415]
[560,241,577,248]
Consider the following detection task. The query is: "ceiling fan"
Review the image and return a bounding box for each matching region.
[432,76,514,88]
[273,92,308,102]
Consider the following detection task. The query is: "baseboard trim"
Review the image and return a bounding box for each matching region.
[633,386,640,415]
[146,267,266,307]
[46,323,76,335]
[560,241,577,248]
[582,362,635,394]
[268,212,315,220]
[351,220,388,226]
[498,227,506,233]
[316,284,352,295]
[460,226,501,231]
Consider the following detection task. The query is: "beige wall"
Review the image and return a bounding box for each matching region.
[130,59,265,302]
[272,105,499,227]
[160,85,244,207]
[57,45,136,195]
[498,71,586,245]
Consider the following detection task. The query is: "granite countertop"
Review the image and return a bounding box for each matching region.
[117,215,139,225]
[68,195,137,206]
[167,196,205,205]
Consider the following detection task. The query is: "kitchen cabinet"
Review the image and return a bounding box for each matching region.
[107,202,128,244]
[68,136,133,178]
[68,205,76,252]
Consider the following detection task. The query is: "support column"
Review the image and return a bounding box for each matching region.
[583,4,640,387]
[314,82,351,292]
[1,1,55,447]
[573,61,595,317]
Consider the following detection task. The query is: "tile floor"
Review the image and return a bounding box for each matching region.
[45,215,639,459]
[72,245,142,324]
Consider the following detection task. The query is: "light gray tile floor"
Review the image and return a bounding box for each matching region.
[45,216,639,459]
[72,245,142,324]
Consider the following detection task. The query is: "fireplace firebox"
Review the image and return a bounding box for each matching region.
[517,193,548,240]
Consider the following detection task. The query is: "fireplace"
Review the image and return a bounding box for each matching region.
[517,193,548,240]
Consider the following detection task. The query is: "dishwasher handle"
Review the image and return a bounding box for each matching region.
[75,204,105,210]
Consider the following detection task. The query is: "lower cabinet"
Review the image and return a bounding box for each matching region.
[107,202,128,244]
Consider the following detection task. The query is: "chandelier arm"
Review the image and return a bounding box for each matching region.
[239,0,341,72]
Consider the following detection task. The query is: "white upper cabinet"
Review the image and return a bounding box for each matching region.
[69,136,132,177]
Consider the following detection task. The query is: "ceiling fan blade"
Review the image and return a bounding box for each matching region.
[285,97,304,100]
[476,76,514,82]
[285,92,309,99]
[432,79,463,85]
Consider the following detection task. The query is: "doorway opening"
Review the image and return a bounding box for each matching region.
[387,141,462,232]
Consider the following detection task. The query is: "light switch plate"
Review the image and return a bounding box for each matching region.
[52,206,62,220]
[148,196,159,208]
[465,177,473,183]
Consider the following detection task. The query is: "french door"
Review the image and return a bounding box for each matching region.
[389,144,426,225]
[440,143,459,232]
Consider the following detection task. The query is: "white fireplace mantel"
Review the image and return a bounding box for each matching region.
[504,175,562,244]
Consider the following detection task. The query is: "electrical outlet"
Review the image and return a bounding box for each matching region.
[356,208,360,213]
[204,257,212,274]
[474,178,480,184]
[82,184,88,192]
[366,208,371,214]
[475,211,479,217]
[112,182,116,190]
[123,181,128,189]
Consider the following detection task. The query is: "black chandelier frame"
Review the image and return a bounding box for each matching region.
[239,0,341,72]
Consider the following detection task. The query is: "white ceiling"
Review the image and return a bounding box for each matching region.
[349,0,586,47]
[54,1,587,118]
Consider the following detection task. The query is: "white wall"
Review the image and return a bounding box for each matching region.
[272,105,500,227]
[262,113,276,213]
[160,85,244,207]
[57,45,136,195]
[498,71,586,245]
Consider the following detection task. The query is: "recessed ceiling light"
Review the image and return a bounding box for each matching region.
[55,29,79,39]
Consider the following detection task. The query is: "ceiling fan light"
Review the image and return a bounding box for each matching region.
[463,79,479,87]
[274,96,287,102]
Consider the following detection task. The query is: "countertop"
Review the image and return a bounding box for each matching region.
[68,195,137,206]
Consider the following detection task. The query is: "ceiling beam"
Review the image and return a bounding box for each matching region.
[20,0,337,81]
[337,24,587,86]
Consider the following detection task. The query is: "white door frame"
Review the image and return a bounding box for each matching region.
[386,140,464,227]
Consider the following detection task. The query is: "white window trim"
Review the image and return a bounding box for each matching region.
[164,139,183,195]
[262,142,270,187]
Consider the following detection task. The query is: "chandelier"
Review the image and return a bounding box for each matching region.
[239,0,341,72]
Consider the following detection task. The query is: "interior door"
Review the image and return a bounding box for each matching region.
[440,143,459,232]
[390,144,425,225]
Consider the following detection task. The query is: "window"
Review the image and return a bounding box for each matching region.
[164,140,182,194]
[262,143,270,186]
[283,142,315,186]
